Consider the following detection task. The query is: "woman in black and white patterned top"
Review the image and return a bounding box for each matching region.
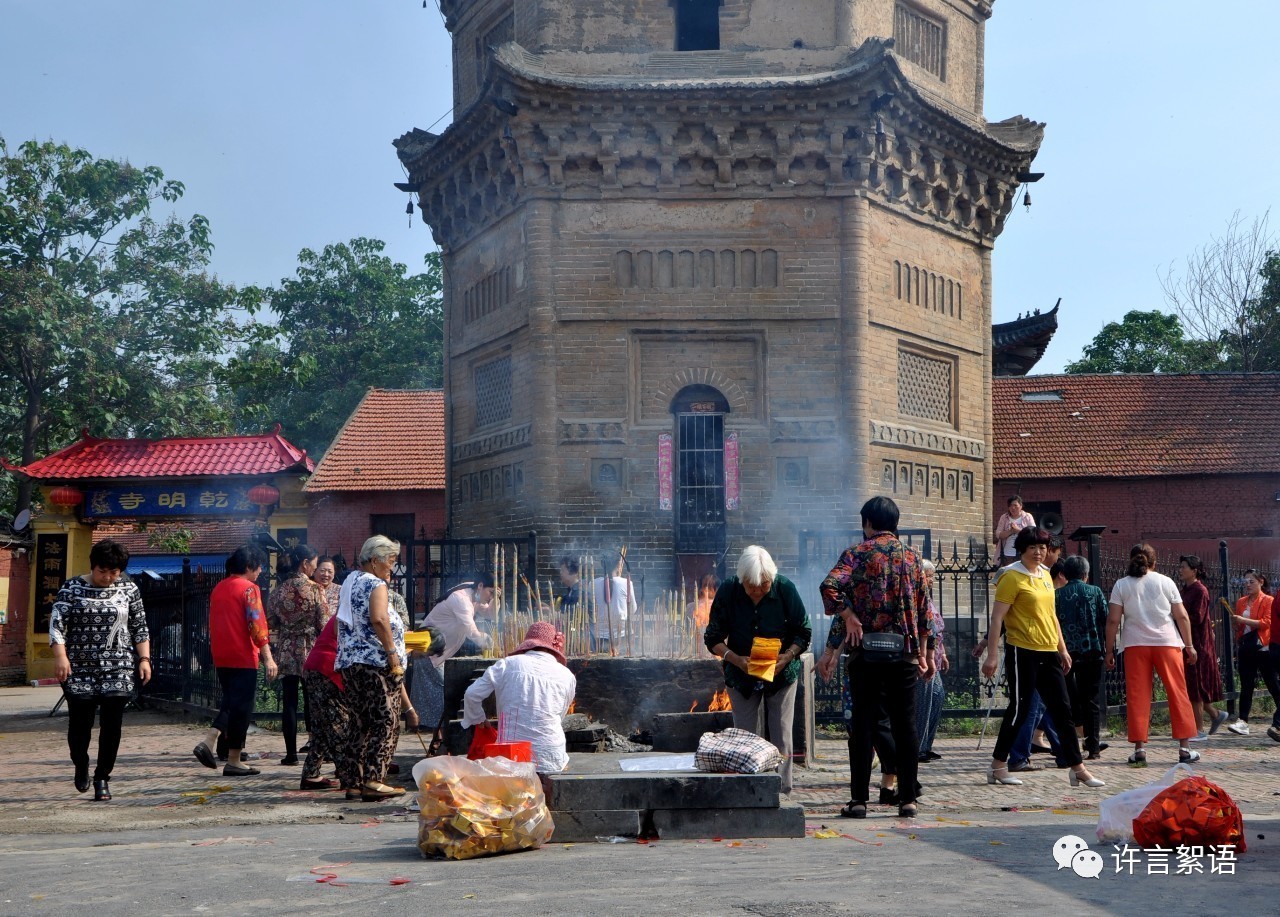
[50,539,151,801]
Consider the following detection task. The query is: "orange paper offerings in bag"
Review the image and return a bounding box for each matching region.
[747,636,782,681]
[1132,775,1246,853]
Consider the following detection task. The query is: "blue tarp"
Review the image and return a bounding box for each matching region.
[130,554,226,575]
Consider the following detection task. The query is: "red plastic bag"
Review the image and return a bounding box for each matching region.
[1132,775,1246,853]
[467,723,499,760]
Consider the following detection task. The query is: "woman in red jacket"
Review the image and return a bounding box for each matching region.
[192,545,278,776]
[1226,570,1280,740]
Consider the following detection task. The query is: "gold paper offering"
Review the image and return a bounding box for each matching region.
[747,636,782,681]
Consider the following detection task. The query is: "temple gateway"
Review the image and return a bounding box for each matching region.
[396,1,1042,585]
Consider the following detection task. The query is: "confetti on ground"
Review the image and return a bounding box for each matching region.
[813,828,842,839]
[1051,809,1095,816]
[463,894,476,899]
[848,837,884,846]
[989,841,1007,846]
[934,815,972,825]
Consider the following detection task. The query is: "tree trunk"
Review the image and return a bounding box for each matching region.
[15,387,41,515]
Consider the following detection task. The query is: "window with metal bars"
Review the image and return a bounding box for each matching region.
[672,385,729,554]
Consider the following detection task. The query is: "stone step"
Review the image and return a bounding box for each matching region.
[651,801,806,840]
[546,772,781,811]
[549,809,643,843]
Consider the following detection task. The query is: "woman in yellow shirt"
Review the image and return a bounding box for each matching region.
[981,527,1104,789]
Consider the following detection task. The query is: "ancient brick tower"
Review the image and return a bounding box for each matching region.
[396,0,1042,588]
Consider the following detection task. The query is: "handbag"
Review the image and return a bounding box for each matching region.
[860,630,906,663]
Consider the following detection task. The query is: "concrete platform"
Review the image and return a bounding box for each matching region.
[546,771,781,812]
[548,809,643,842]
[651,800,806,839]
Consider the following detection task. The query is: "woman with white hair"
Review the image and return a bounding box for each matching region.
[915,560,948,762]
[704,545,811,793]
[335,535,415,801]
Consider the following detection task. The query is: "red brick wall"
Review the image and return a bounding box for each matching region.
[306,490,446,563]
[996,474,1280,569]
[0,551,31,684]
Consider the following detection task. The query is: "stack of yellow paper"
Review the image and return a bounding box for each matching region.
[403,630,435,653]
[747,636,782,682]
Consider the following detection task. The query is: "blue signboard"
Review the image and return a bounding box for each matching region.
[82,483,259,518]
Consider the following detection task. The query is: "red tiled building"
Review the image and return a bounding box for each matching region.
[993,374,1280,568]
[2,426,314,681]
[304,389,447,567]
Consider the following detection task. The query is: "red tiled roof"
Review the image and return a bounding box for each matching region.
[994,373,1280,479]
[1,425,313,481]
[305,389,445,492]
[93,519,261,554]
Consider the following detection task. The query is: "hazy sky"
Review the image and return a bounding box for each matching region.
[4,1,1278,373]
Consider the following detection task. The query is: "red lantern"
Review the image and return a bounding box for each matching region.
[48,486,84,508]
[247,483,281,507]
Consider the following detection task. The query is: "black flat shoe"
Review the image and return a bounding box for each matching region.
[1030,743,1053,754]
[878,786,900,806]
[74,763,90,794]
[193,743,217,769]
[898,803,918,819]
[926,751,942,761]
[840,801,867,819]
[94,778,111,801]
[387,762,401,775]
[279,755,300,766]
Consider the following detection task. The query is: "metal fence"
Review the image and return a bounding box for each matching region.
[802,534,1277,725]
[139,536,539,718]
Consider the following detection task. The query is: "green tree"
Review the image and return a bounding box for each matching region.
[225,239,443,457]
[0,137,242,513]
[1064,310,1221,374]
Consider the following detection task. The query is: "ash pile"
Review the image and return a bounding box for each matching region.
[562,712,651,753]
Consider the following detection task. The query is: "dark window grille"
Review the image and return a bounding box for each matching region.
[675,411,726,554]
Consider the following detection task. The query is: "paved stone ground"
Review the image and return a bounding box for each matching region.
[3,686,1278,915]
[2,684,1277,836]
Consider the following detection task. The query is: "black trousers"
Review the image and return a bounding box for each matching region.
[993,646,1083,767]
[211,667,258,750]
[1237,641,1280,726]
[847,655,920,805]
[280,675,310,758]
[1064,653,1105,754]
[66,694,128,780]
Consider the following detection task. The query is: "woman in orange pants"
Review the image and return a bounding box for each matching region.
[1105,544,1199,767]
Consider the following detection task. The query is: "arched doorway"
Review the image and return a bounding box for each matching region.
[670,384,729,585]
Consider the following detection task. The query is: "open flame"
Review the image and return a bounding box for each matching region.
[709,689,731,712]
[567,700,577,715]
[689,699,698,713]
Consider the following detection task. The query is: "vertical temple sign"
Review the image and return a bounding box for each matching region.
[675,0,721,52]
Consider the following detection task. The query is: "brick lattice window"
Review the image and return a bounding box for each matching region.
[894,3,946,80]
[474,356,512,428]
[897,349,953,424]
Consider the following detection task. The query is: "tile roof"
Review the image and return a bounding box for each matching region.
[994,373,1280,479]
[1,426,313,481]
[305,389,445,492]
[93,519,261,555]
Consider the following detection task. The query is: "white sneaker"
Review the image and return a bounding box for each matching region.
[1226,720,1250,736]
[1189,731,1210,742]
